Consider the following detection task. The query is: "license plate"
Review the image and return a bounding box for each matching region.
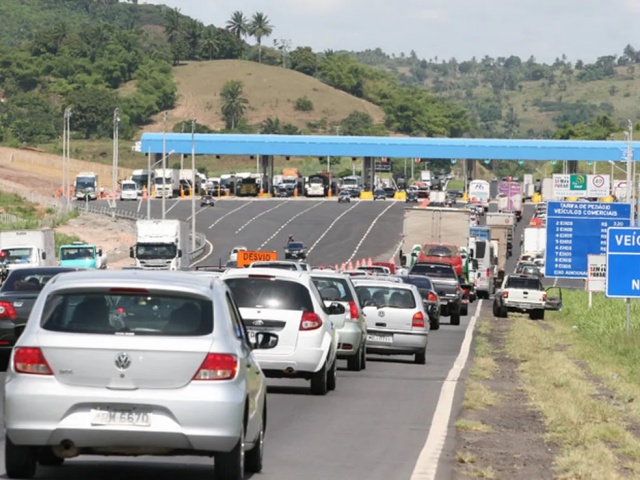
[367,334,393,344]
[90,408,151,427]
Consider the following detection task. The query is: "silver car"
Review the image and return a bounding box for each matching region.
[3,270,278,480]
[351,279,429,364]
[311,272,367,371]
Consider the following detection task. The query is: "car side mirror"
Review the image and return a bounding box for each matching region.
[328,302,346,315]
[98,249,103,256]
[254,332,279,350]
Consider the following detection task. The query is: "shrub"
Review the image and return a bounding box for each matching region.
[294,96,314,112]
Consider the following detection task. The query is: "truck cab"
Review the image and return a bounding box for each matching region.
[130,219,190,271]
[418,243,463,277]
[59,242,105,269]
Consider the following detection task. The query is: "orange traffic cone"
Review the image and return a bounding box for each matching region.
[335,264,339,271]
[355,259,361,269]
[361,258,367,267]
[341,262,346,271]
[368,257,373,266]
[348,261,354,270]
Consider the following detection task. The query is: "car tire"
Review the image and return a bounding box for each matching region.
[450,312,461,325]
[215,425,244,480]
[415,350,427,365]
[499,307,508,318]
[347,347,363,371]
[245,415,264,474]
[461,304,468,316]
[430,316,440,330]
[37,448,64,466]
[310,360,328,396]
[5,437,37,479]
[360,344,367,370]
[326,357,337,391]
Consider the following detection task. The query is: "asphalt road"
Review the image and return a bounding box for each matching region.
[0,196,483,480]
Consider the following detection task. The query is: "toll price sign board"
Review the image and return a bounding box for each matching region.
[606,227,640,298]
[545,201,631,279]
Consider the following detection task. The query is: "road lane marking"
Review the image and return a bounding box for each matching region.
[208,200,254,229]
[410,300,483,480]
[235,200,291,234]
[345,202,396,263]
[259,202,322,249]
[307,201,361,254]
[165,199,180,214]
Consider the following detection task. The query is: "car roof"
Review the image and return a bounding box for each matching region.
[310,271,351,280]
[351,279,414,288]
[222,267,308,281]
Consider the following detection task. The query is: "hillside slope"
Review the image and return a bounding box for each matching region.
[139,60,386,132]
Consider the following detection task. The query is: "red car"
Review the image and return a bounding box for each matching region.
[417,243,463,277]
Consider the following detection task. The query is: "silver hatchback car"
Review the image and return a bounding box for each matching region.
[3,270,278,480]
[351,279,429,365]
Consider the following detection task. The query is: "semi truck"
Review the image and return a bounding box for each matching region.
[131,169,154,195]
[497,181,523,221]
[59,241,107,269]
[0,229,56,277]
[130,219,191,271]
[154,169,180,198]
[74,172,99,200]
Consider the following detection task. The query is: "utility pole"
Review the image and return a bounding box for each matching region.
[180,122,185,171]
[147,147,151,220]
[625,120,633,333]
[162,111,168,220]
[112,108,120,217]
[62,108,72,212]
[191,118,197,252]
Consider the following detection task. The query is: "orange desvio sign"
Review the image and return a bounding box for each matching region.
[237,250,278,267]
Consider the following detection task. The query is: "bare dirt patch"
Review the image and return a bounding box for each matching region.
[454,313,556,480]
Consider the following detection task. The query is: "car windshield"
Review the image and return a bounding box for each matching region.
[312,277,354,302]
[135,243,177,260]
[225,278,313,311]
[506,277,542,290]
[424,245,456,257]
[287,243,304,249]
[41,292,213,336]
[60,247,94,261]
[355,286,416,308]
[122,183,136,191]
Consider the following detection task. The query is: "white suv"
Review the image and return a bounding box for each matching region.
[223,268,340,395]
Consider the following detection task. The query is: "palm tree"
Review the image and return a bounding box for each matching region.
[163,7,182,44]
[200,27,218,60]
[220,80,249,130]
[226,11,248,40]
[249,12,273,63]
[184,19,203,59]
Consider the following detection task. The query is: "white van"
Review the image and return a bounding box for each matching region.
[472,238,495,299]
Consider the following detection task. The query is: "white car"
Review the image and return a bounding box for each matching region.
[222,268,340,395]
[229,246,247,263]
[119,181,138,201]
[249,261,311,271]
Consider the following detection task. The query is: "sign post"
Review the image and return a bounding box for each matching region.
[606,227,640,333]
[545,201,631,279]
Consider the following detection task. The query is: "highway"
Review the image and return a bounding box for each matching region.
[0,196,486,480]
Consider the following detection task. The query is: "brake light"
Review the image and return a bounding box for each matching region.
[412,311,425,328]
[14,348,52,375]
[348,301,359,320]
[248,274,275,279]
[486,268,491,277]
[427,292,437,302]
[109,288,149,294]
[193,353,238,380]
[300,312,323,331]
[0,301,17,319]
[503,291,509,298]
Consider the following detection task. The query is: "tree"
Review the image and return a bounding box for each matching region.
[163,7,182,45]
[199,26,218,60]
[249,12,273,64]
[183,19,202,59]
[226,11,248,40]
[220,80,249,129]
[66,86,117,138]
[290,46,318,76]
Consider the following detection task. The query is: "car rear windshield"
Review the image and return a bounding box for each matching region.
[475,241,487,259]
[311,277,354,302]
[225,278,313,311]
[355,286,416,309]
[424,245,457,257]
[40,292,213,336]
[1,269,76,293]
[398,276,434,291]
[506,277,542,290]
[410,263,456,278]
[250,262,298,271]
[288,243,304,249]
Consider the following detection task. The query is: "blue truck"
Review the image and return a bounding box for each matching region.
[58,242,107,269]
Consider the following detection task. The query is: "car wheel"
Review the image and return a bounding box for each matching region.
[492,302,499,317]
[450,312,461,326]
[415,350,427,365]
[37,448,64,466]
[326,357,337,391]
[499,307,508,318]
[310,360,328,396]
[347,347,363,371]
[461,304,468,316]
[430,316,440,330]
[360,343,367,370]
[245,414,264,474]
[215,425,245,480]
[5,437,37,479]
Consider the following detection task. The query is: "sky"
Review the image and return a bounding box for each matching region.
[140,0,640,64]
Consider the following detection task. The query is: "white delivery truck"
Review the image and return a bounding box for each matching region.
[154,169,180,198]
[522,227,546,257]
[130,219,191,271]
[0,229,56,275]
[131,169,154,196]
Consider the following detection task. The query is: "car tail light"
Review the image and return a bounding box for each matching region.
[427,292,437,302]
[300,312,323,331]
[0,301,17,320]
[503,291,509,298]
[193,354,238,381]
[542,293,547,301]
[486,268,491,278]
[14,348,52,375]
[348,301,359,320]
[248,274,275,279]
[412,311,425,328]
[109,288,148,294]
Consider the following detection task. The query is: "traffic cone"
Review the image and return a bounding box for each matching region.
[341,262,346,271]
[348,261,354,270]
[335,264,339,271]
[361,258,367,267]
[180,186,185,198]
[355,259,361,269]
[368,257,373,266]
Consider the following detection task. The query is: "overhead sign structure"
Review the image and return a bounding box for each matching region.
[236,250,278,268]
[606,227,640,298]
[545,201,631,278]
[552,174,610,198]
[587,254,606,293]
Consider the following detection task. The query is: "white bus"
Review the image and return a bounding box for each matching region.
[468,179,490,211]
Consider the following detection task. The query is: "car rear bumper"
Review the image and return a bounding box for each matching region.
[505,302,544,311]
[365,328,428,355]
[4,376,246,452]
[336,323,365,358]
[258,347,328,376]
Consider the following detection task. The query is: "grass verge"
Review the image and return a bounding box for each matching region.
[461,319,499,411]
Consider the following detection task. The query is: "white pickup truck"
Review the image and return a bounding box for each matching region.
[492,274,561,320]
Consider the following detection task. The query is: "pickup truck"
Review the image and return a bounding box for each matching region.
[409,262,463,325]
[493,274,562,320]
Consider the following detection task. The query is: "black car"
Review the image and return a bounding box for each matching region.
[200,195,215,207]
[383,187,397,198]
[338,191,351,203]
[0,267,82,364]
[349,187,362,198]
[373,188,387,200]
[406,191,419,203]
[397,275,442,330]
[284,242,307,260]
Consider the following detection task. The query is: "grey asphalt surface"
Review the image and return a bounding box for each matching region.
[0,196,482,480]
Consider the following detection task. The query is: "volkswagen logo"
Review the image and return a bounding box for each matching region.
[114,352,131,371]
[378,310,385,318]
[253,320,264,326]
